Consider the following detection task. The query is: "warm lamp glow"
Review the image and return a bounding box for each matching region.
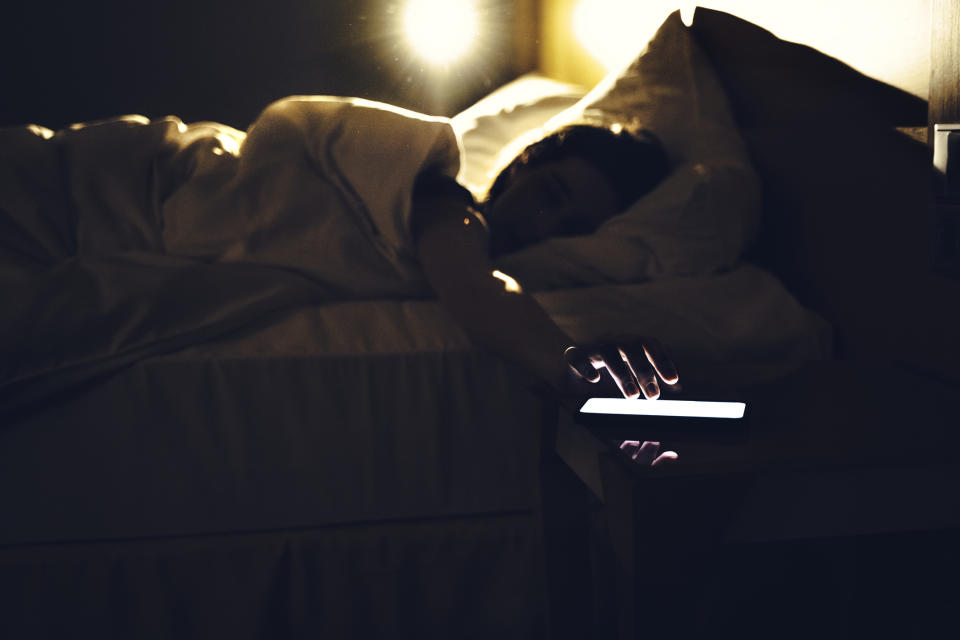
[573,0,675,71]
[404,0,478,65]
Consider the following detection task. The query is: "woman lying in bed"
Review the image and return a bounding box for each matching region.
[2,96,679,465]
[414,123,677,399]
[411,121,680,466]
[159,96,679,407]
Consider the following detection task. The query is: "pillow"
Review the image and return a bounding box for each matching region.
[683,8,960,384]
[687,7,928,129]
[686,8,929,307]
[493,11,761,290]
[450,74,586,199]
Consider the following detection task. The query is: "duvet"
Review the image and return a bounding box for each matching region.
[0,97,461,412]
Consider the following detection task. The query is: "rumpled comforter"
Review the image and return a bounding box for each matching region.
[0,96,828,415]
[0,97,462,413]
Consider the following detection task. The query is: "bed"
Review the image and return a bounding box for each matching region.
[0,6,953,638]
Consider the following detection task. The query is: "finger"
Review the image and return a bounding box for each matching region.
[619,440,640,457]
[621,346,659,400]
[564,347,601,383]
[641,338,679,385]
[651,450,679,467]
[631,441,661,465]
[596,345,640,398]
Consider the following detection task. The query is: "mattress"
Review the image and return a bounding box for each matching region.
[0,263,828,547]
[0,297,550,637]
[0,302,543,547]
[0,262,827,638]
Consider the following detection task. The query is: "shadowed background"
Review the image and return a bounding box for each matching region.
[0,0,941,129]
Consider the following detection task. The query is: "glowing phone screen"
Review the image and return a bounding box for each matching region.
[579,398,746,419]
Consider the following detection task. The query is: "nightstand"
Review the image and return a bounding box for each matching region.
[541,360,960,638]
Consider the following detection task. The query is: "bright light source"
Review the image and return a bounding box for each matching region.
[581,398,746,419]
[573,0,674,71]
[404,0,478,66]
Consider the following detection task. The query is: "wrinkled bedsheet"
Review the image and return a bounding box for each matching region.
[0,104,828,414]
[0,99,461,413]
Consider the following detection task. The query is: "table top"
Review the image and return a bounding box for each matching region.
[554,359,960,542]
[569,359,958,476]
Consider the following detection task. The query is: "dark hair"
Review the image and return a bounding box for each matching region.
[483,124,670,212]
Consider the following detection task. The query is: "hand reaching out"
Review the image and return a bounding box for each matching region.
[563,336,680,467]
[563,336,679,400]
[619,440,678,466]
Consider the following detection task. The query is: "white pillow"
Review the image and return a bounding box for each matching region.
[451,73,586,199]
[492,11,762,291]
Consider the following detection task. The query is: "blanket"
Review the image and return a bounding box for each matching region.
[0,98,461,413]
[0,94,828,415]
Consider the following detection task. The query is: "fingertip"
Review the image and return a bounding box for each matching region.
[582,365,602,383]
[651,451,679,466]
[570,362,601,383]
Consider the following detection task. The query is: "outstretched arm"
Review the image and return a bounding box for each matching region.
[415,194,573,391]
[413,192,678,401]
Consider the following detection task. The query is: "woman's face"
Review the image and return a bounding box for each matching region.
[485,155,620,256]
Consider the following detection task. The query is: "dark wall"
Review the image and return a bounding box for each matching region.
[0,0,532,129]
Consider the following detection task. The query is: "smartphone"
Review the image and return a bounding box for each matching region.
[573,397,749,443]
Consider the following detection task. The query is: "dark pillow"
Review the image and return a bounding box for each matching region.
[688,7,927,128]
[687,10,960,387]
[686,6,930,306]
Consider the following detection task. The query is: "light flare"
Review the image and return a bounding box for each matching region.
[572,0,678,71]
[403,0,478,66]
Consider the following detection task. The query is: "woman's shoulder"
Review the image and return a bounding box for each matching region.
[246,96,457,160]
[410,172,487,245]
[254,95,450,128]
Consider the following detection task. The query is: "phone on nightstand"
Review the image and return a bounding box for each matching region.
[573,397,749,443]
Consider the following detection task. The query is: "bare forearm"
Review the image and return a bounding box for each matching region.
[412,198,573,390]
[414,201,679,405]
[437,270,572,390]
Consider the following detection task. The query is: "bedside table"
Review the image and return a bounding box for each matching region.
[543,360,960,639]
